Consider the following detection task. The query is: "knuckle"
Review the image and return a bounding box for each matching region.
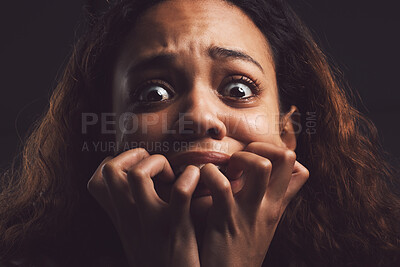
[268,207,282,224]
[275,148,296,164]
[87,175,104,195]
[135,147,148,155]
[256,158,272,175]
[282,149,296,162]
[86,178,96,192]
[101,162,118,179]
[301,167,310,180]
[126,148,149,162]
[217,179,232,195]
[154,153,166,160]
[151,154,167,163]
[128,168,147,181]
[172,185,191,202]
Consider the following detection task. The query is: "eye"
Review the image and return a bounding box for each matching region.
[135,80,174,102]
[220,76,259,99]
[138,86,171,102]
[221,82,253,99]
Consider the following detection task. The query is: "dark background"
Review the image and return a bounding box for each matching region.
[1,0,399,169]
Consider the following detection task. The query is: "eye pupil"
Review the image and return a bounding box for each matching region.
[138,85,172,102]
[147,90,164,101]
[230,86,246,97]
[221,81,254,100]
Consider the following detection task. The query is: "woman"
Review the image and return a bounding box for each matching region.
[1,0,399,266]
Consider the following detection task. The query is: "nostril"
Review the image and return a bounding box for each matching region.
[206,128,219,136]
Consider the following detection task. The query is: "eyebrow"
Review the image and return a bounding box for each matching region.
[208,46,264,73]
[127,46,264,75]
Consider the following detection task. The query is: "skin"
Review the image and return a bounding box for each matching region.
[87,0,309,266]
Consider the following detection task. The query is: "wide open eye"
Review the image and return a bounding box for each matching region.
[221,82,254,99]
[139,86,171,102]
[136,81,174,102]
[219,76,260,100]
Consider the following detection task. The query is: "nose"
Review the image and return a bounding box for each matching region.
[172,88,227,141]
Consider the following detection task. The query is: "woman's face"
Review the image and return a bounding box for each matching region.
[112,0,293,209]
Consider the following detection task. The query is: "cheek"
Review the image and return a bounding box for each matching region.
[116,113,168,147]
[225,111,282,144]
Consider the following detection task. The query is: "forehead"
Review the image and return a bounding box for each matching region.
[115,0,274,70]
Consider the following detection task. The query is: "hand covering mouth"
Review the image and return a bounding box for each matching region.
[168,151,230,178]
[174,163,228,177]
[167,151,247,198]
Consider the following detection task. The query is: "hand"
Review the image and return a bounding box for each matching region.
[199,142,309,267]
[87,148,201,267]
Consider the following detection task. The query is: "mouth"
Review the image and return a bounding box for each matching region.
[169,151,230,176]
[173,163,228,177]
[168,151,241,198]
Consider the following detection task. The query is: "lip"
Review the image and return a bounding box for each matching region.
[167,151,247,198]
[168,151,231,173]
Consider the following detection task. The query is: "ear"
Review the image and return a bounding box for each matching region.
[280,105,300,151]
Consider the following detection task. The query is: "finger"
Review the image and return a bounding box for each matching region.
[170,165,201,215]
[227,151,272,206]
[200,163,234,215]
[101,149,150,211]
[244,142,296,203]
[169,166,200,257]
[105,148,150,173]
[127,154,175,212]
[282,161,309,207]
[87,156,116,219]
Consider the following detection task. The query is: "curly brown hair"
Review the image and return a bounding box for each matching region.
[1,0,399,266]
